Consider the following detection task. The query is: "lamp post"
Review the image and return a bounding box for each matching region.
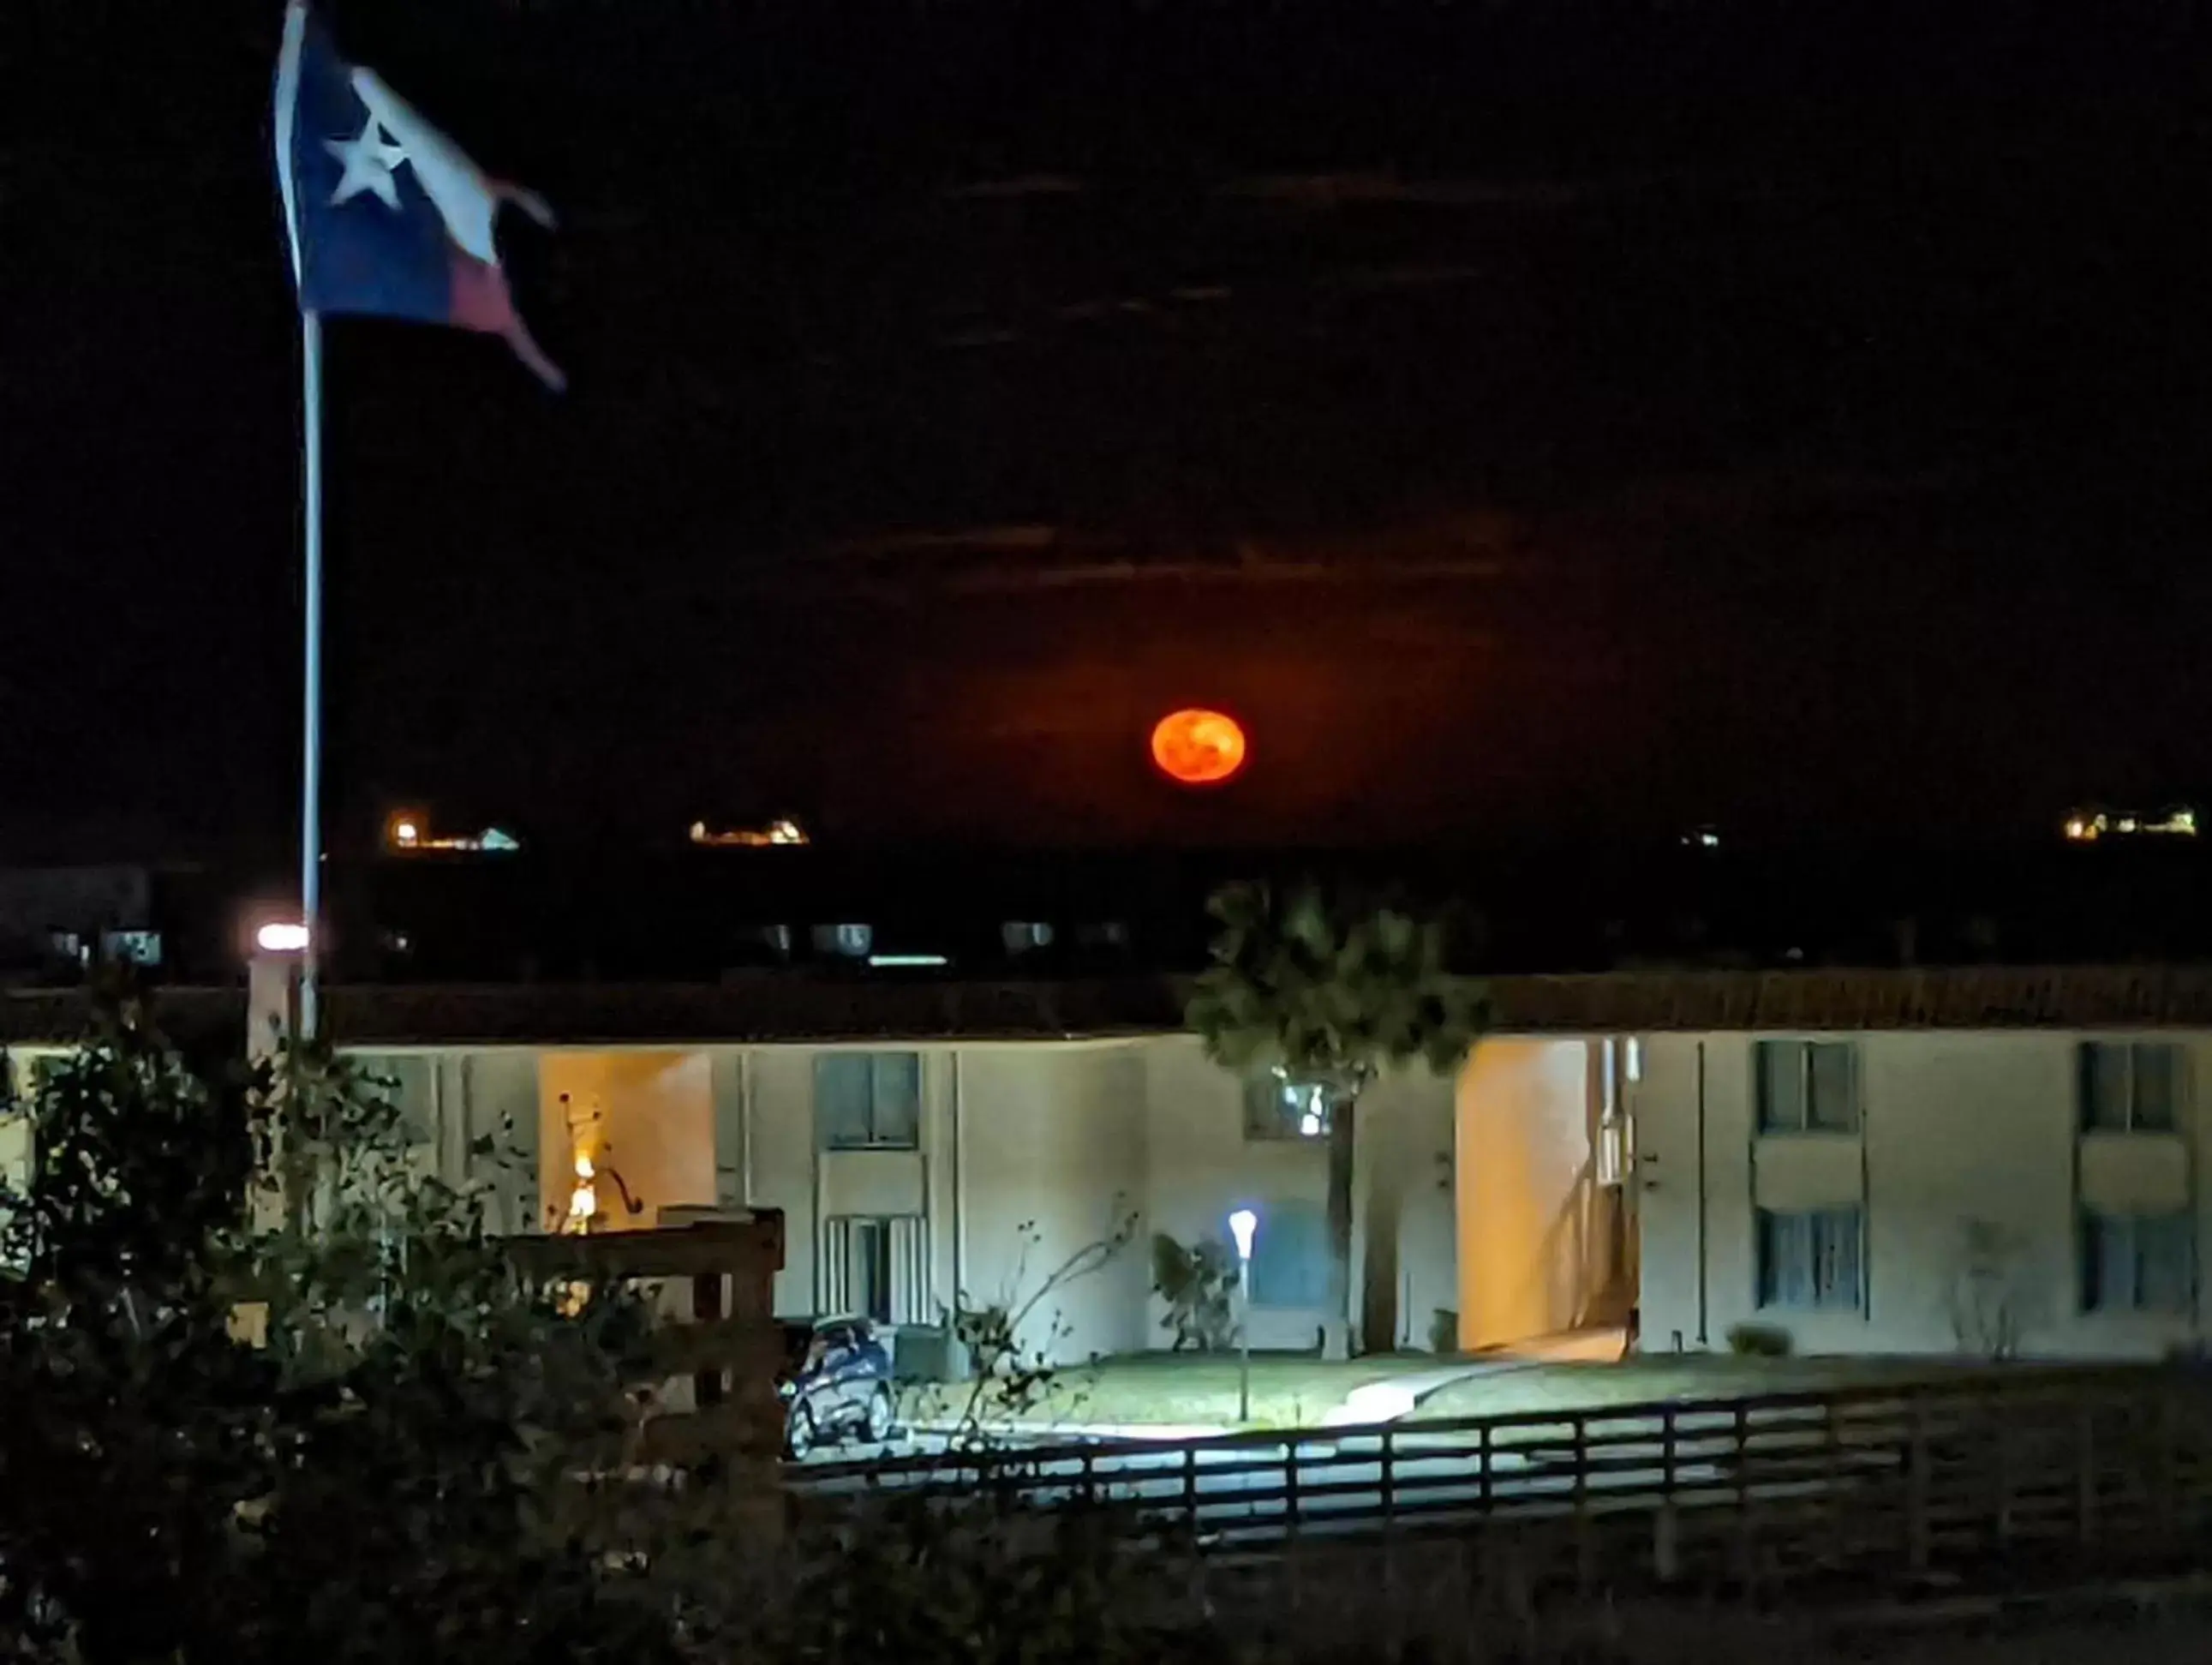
[1228,1207,1258,1424]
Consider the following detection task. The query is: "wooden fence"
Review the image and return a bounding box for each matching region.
[800,1365,2212,1595]
[503,1216,787,1467]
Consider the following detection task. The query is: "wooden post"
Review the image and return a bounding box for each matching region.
[2077,1396,2098,1550]
[1480,1421,1493,1513]
[1733,1401,1755,1590]
[691,1270,725,1410]
[1380,1426,1396,1531]
[2156,1386,2179,1542]
[1824,1398,1844,1566]
[1907,1393,1931,1573]
[1574,1413,1593,1596]
[1992,1397,2013,1548]
[1183,1443,1199,1537]
[1286,1436,1302,1540]
[1655,1404,1680,1583]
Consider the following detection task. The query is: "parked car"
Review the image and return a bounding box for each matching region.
[777,1315,896,1458]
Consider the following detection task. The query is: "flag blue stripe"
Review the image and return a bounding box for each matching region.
[285,11,453,325]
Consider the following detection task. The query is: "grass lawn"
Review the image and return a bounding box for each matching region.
[1407,1352,1976,1423]
[900,1348,1997,1434]
[901,1351,1454,1431]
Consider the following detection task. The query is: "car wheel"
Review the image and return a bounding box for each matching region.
[785,1404,816,1462]
[864,1385,894,1444]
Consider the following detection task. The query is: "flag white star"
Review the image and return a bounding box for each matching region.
[326,115,409,211]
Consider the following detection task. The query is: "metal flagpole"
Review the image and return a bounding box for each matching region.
[298,308,325,1038]
[274,2,322,1038]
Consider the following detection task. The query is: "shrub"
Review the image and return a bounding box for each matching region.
[1725,1321,1794,1357]
[1151,1231,1239,1351]
[0,1009,666,1662]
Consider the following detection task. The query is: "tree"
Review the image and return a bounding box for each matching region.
[0,999,667,1663]
[1186,881,1486,1359]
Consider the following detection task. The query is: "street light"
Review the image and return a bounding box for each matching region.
[256,920,311,954]
[1228,1207,1258,1424]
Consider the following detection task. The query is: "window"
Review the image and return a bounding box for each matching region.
[1756,1207,1864,1311]
[815,1052,922,1150]
[1001,920,1055,955]
[1246,1200,1329,1309]
[819,1215,929,1324]
[100,930,162,967]
[1755,1039,1859,1134]
[2079,1042,2182,1134]
[2080,1212,2193,1315]
[811,923,874,959]
[1244,1075,1332,1141]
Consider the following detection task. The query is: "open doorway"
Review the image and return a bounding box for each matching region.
[538,1051,716,1234]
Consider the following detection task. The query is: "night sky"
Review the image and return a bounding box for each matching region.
[10,2,2212,873]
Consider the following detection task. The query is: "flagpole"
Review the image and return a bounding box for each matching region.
[298,306,325,1039]
[275,1,322,1038]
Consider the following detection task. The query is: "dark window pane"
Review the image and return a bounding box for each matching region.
[1755,1041,1806,1134]
[2138,1214,2194,1314]
[1757,1209,1812,1308]
[870,1053,922,1147]
[815,1055,874,1148]
[1811,1208,1862,1309]
[1759,1208,1861,1312]
[2081,1213,2134,1312]
[2081,1044,2131,1133]
[1248,1200,1329,1309]
[1755,1212,1782,1305]
[1807,1045,1858,1133]
[2132,1045,2180,1133]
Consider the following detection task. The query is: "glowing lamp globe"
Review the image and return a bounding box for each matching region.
[1151,708,1247,786]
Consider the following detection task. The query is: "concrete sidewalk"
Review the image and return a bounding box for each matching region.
[903,1420,1230,1444]
[1318,1327,1628,1427]
[1318,1361,1521,1427]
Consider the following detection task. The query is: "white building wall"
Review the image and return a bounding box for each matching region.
[1635,1031,2210,1360]
[954,1042,1151,1362]
[460,1050,541,1237]
[326,1030,1462,1368]
[1143,1034,1333,1352]
[745,1047,819,1320]
[1358,1067,1460,1351]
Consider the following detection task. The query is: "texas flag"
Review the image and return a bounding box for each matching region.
[274,2,563,388]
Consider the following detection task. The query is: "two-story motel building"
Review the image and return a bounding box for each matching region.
[7,964,2212,1364]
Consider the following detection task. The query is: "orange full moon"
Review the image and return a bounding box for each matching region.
[1151,708,1248,786]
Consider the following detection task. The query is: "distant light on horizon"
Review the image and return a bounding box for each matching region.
[691,817,809,847]
[386,808,521,853]
[2064,807,2196,843]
